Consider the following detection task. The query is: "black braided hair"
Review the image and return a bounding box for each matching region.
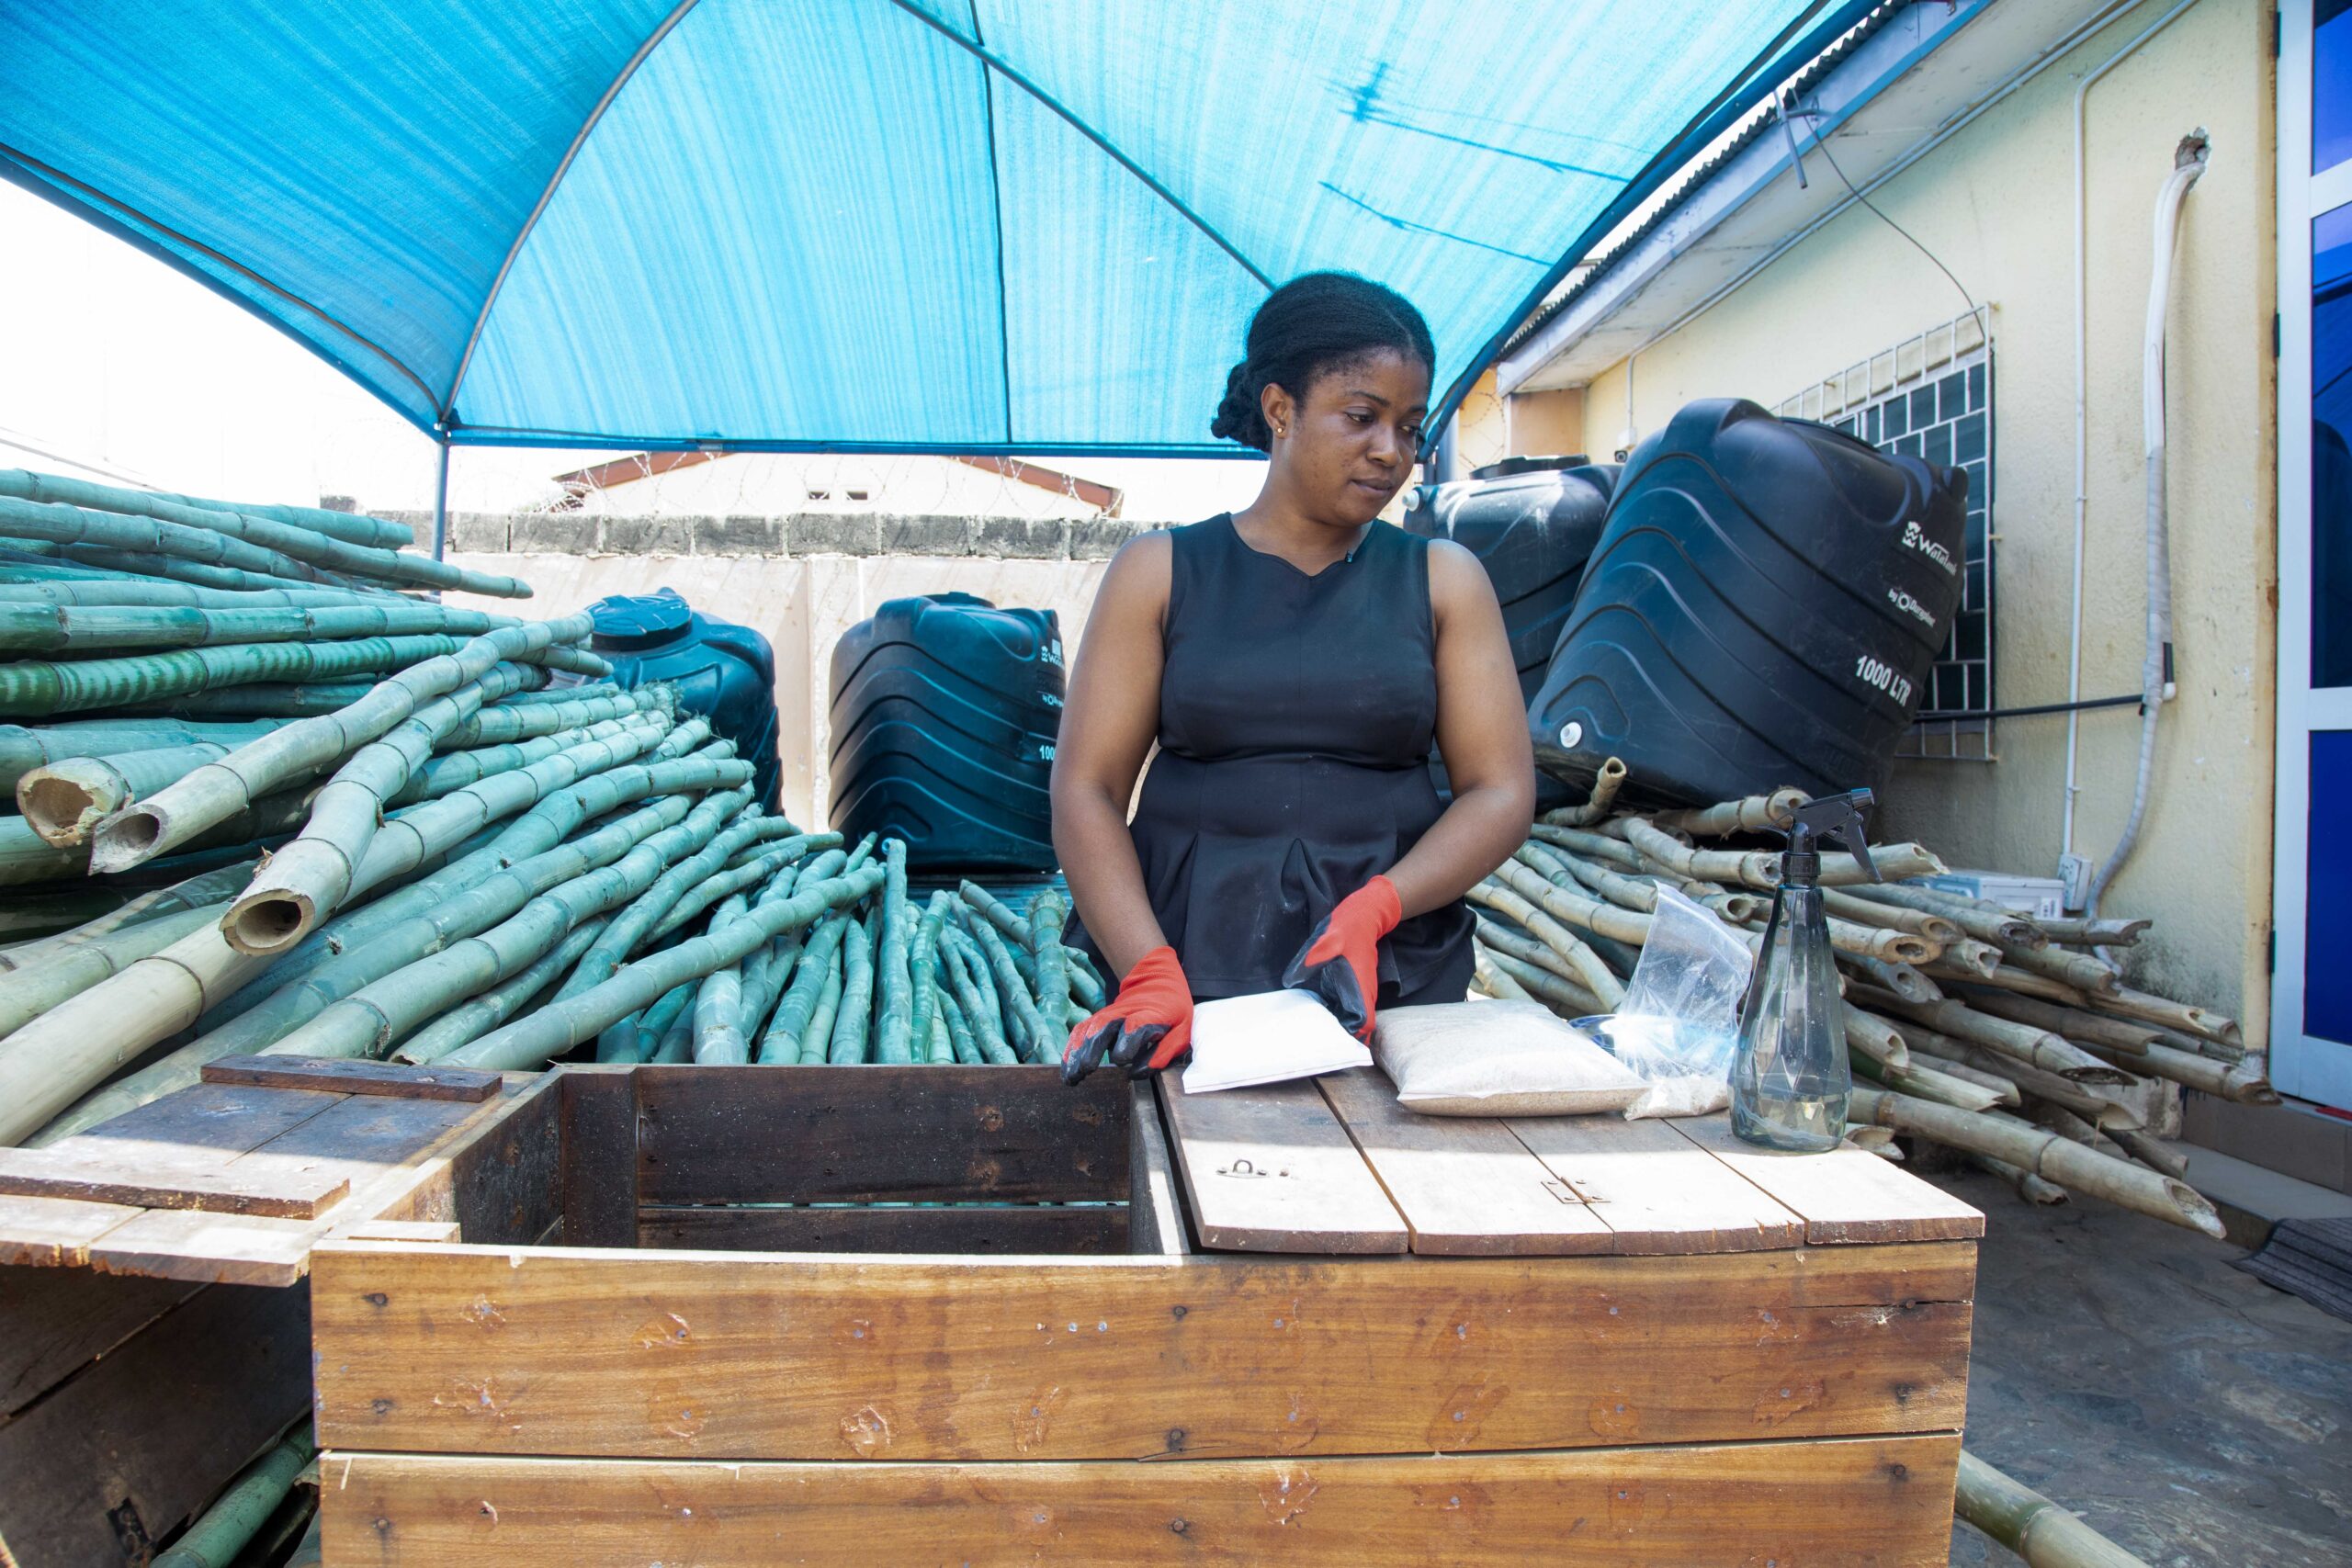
[1210,272,1436,452]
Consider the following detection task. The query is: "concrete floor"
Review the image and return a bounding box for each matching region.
[1938,1166,2352,1566]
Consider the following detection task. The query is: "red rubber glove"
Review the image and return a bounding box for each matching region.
[1282,875,1403,1042]
[1061,945,1194,1084]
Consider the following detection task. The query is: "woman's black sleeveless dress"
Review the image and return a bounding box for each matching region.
[1074,513,1474,1003]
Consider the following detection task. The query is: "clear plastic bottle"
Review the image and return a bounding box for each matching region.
[1730,880,1849,1151]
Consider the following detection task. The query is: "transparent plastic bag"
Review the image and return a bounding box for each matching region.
[1600,884,1756,1118]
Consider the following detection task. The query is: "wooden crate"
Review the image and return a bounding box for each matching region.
[312,1064,1980,1565]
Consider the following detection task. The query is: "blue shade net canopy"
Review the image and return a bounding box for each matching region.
[0,1,1867,457]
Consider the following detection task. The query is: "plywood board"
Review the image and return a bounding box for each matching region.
[1672,1113,1986,1245]
[311,1241,1973,1461]
[1158,1075,1406,1253]
[637,1203,1127,1255]
[1506,1112,1804,1253]
[1317,1069,1610,1256]
[320,1434,1962,1565]
[204,1055,501,1101]
[634,1065,1128,1205]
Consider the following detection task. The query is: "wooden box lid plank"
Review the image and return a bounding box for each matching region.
[1315,1069,1611,1256]
[1670,1114,1985,1244]
[80,1208,319,1287]
[1159,1075,1407,1253]
[203,1055,501,1101]
[0,1193,141,1267]
[0,1145,349,1218]
[1507,1113,1804,1254]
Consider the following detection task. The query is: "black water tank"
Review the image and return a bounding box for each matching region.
[828,592,1063,872]
[590,588,781,810]
[1528,399,1967,807]
[1403,458,1617,702]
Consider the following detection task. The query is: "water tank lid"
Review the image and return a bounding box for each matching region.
[590,587,694,649]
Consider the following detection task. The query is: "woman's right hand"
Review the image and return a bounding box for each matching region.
[1060,946,1193,1084]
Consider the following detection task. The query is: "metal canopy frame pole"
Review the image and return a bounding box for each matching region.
[430,434,452,562]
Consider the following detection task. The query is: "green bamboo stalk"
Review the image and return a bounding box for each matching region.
[8,468,413,549]
[907,890,951,1066]
[927,1006,956,1065]
[828,909,878,1065]
[220,655,587,952]
[103,614,592,876]
[1953,1450,2153,1567]
[0,599,509,655]
[937,982,982,1065]
[801,949,845,1066]
[0,491,364,586]
[395,915,612,1065]
[628,980,700,1064]
[842,831,879,873]
[0,717,287,792]
[110,681,384,718]
[259,787,756,1061]
[0,859,256,972]
[151,1422,317,1568]
[963,912,1051,1063]
[26,787,730,1141]
[498,682,620,705]
[1030,890,1072,1060]
[729,862,818,1040]
[874,840,915,1064]
[4,536,368,596]
[441,685,672,748]
[647,988,698,1063]
[951,922,1006,1035]
[390,721,625,804]
[447,864,884,1071]
[0,573,397,610]
[939,928,1017,1065]
[0,901,228,1041]
[646,833,814,942]
[560,826,833,1000]
[957,878,1106,1008]
[0,474,530,597]
[694,899,753,1065]
[0,779,316,886]
[0,632,468,720]
[18,742,242,845]
[757,910,852,1064]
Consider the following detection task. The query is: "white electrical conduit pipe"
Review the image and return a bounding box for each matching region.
[2086,138,2207,923]
[2063,0,2201,872]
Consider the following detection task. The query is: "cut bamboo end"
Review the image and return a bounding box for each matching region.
[17,762,120,847]
[87,801,169,872]
[223,887,319,956]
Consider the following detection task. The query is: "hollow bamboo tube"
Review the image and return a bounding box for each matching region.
[1472,914,1592,995]
[1029,890,1071,1054]
[1852,986,2128,1083]
[1927,961,2083,1004]
[1849,1087,2223,1238]
[449,864,884,1071]
[0,860,255,971]
[1472,948,1534,1003]
[5,464,410,549]
[1855,1052,2007,1113]
[1522,840,1658,913]
[965,911,1052,1063]
[1487,857,1655,948]
[1986,934,2120,997]
[0,716,288,792]
[694,908,753,1066]
[2088,985,2242,1047]
[873,841,915,1064]
[938,927,1017,1065]
[1819,886,1963,945]
[758,911,853,1064]
[1619,818,1781,888]
[2105,1126,2190,1179]
[1893,1019,2143,1130]
[1466,877,1627,1008]
[1526,822,1645,871]
[1953,1450,2154,1568]
[1476,943,1606,1019]
[1838,951,1943,1005]
[1842,1008,1910,1072]
[394,916,612,1065]
[151,1423,318,1568]
[956,878,1108,1010]
[2035,915,2150,947]
[441,686,668,747]
[1973,1156,2072,1205]
[826,910,878,1066]
[1844,882,2044,947]
[2075,1038,2278,1104]
[0,599,509,656]
[1536,756,1627,827]
[1646,786,1809,837]
[0,901,227,1041]
[648,990,698,1063]
[1953,988,2156,1054]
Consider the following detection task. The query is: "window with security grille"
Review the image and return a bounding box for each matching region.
[1776,309,1994,761]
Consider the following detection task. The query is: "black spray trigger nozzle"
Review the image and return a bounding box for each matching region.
[1785,788,1879,884]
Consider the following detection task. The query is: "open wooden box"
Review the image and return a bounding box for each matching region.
[312,1062,1977,1564]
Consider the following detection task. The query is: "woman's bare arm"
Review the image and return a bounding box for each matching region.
[1049,534,1175,976]
[1382,539,1536,918]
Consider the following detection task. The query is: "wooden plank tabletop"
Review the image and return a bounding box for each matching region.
[1158,1073,1408,1253]
[1671,1114,1984,1244]
[0,1074,535,1285]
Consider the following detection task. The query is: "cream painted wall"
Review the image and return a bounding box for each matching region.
[1555,0,2276,1031]
[445,553,1114,832]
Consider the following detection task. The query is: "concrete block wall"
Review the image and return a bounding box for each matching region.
[430,511,1166,831]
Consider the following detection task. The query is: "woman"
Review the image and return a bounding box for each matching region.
[1056,272,1534,1083]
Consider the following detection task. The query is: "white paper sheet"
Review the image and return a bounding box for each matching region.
[1180,988,1372,1094]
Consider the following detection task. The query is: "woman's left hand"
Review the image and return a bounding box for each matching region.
[1283,875,1402,1041]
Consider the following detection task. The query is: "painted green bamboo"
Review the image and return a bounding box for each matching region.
[842,831,879,873]
[928,1007,955,1065]
[730,864,816,1041]
[1029,890,1071,1058]
[907,890,951,1066]
[937,982,982,1065]
[0,779,316,886]
[559,826,833,1001]
[957,878,1107,1008]
[963,912,1051,1063]
[150,1423,317,1568]
[499,682,621,705]
[950,923,1007,1035]
[0,901,228,1041]
[217,666,548,951]
[0,599,510,655]
[0,717,287,792]
[648,989,698,1063]
[446,864,883,1071]
[395,916,613,1065]
[0,475,532,597]
[389,721,622,804]
[441,686,671,747]
[0,860,256,972]
[24,786,729,1142]
[828,909,878,1066]
[112,681,384,718]
[800,950,845,1066]
[646,834,813,942]
[757,910,853,1064]
[7,468,413,549]
[257,787,756,1061]
[0,632,467,720]
[19,743,240,845]
[939,929,1017,1065]
[5,536,364,596]
[103,613,593,875]
[693,897,753,1065]
[874,840,915,1064]
[0,573,397,610]
[628,981,700,1064]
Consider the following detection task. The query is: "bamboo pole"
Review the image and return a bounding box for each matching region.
[1852,986,2131,1083]
[1849,1086,2223,1237]
[964,909,1053,1063]
[1536,756,1627,826]
[1844,882,2044,947]
[151,1423,318,1568]
[1987,934,2120,997]
[112,680,382,718]
[1854,1052,2008,1113]
[1953,1450,2154,1568]
[1472,947,1534,1002]
[1842,1007,1911,1072]
[0,716,287,791]
[871,841,915,1064]
[1893,1019,2143,1130]
[0,901,226,1041]
[694,900,753,1066]
[939,927,1018,1065]
[0,860,255,971]
[1819,886,1963,944]
[1973,1156,2072,1206]
[956,878,1108,1010]
[0,632,471,721]
[1029,890,1072,1058]
[1466,878,1627,1007]
[2075,1038,2279,1104]
[19,742,243,845]
[1838,951,1942,1005]
[827,911,878,1065]
[2088,985,2242,1048]
[1952,988,2156,1055]
[757,910,851,1064]
[1475,943,1606,1019]
[1487,857,1657,948]
[441,686,669,748]
[1646,786,1808,837]
[1526,821,1645,871]
[0,598,508,655]
[937,981,984,1063]
[2036,916,2150,947]
[448,864,883,1071]
[2105,1126,2191,1179]
[394,917,611,1065]
[6,467,410,548]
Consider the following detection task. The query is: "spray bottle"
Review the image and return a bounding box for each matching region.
[1731,787,1881,1152]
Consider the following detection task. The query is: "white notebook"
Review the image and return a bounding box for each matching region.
[1180,988,1372,1094]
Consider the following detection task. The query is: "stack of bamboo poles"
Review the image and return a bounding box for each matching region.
[1470,761,2265,1240]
